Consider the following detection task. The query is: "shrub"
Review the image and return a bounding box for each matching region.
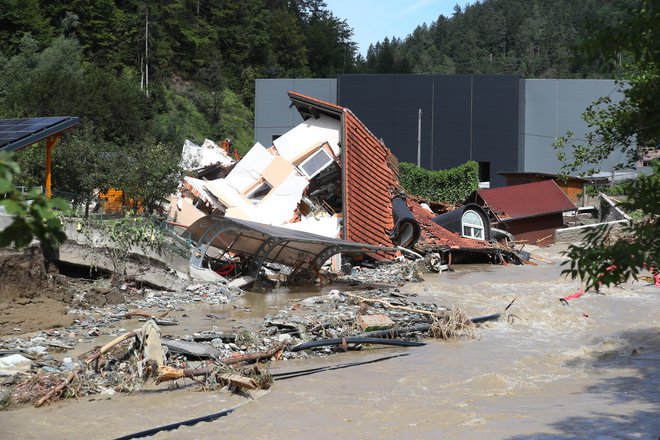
[399,161,479,204]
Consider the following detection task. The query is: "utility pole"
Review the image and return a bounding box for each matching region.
[144,1,149,98]
[417,108,422,167]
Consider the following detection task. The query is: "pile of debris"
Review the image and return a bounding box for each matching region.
[0,319,276,409]
[0,280,507,409]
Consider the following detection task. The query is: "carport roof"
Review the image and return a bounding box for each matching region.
[0,117,80,152]
[186,216,399,274]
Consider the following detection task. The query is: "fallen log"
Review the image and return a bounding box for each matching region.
[156,366,257,389]
[35,367,81,407]
[125,310,169,319]
[138,318,179,326]
[85,330,139,366]
[529,254,555,264]
[37,329,144,406]
[342,292,439,317]
[217,344,285,365]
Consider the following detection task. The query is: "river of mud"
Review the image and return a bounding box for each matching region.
[1,246,658,439]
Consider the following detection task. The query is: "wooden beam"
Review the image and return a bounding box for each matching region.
[45,134,60,199]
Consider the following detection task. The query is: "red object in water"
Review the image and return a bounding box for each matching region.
[564,289,584,301]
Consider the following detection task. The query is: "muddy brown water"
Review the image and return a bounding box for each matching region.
[1,250,659,439]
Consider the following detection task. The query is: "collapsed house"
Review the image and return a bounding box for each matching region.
[168,92,511,281]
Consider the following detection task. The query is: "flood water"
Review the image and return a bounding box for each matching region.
[1,251,659,440]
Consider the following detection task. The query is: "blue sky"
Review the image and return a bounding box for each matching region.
[324,0,473,57]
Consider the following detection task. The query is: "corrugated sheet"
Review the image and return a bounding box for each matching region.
[343,110,399,260]
[477,179,575,221]
[406,200,495,251]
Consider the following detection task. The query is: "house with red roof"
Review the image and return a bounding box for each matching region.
[467,180,576,245]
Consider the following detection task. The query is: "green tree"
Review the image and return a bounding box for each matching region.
[0,0,53,56]
[0,36,84,117]
[554,0,659,291]
[302,1,356,77]
[265,8,310,77]
[119,140,180,214]
[0,152,68,252]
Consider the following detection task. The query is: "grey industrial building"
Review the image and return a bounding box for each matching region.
[254,75,623,187]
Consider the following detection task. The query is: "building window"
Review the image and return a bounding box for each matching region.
[246,181,272,205]
[298,147,334,179]
[462,210,484,239]
[478,162,490,182]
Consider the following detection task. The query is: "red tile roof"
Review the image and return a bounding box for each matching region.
[287,92,399,260]
[343,109,399,260]
[477,179,575,221]
[406,200,495,251]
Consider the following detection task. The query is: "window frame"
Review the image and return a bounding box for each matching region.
[461,210,485,239]
[297,147,334,179]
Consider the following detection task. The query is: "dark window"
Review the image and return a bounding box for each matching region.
[247,182,272,205]
[478,162,491,182]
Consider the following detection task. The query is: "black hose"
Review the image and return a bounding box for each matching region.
[114,407,236,440]
[357,323,432,339]
[290,337,425,352]
[272,353,409,380]
[113,354,409,439]
[469,313,501,324]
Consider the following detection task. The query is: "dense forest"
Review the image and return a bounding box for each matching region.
[361,0,630,78]
[0,0,634,209]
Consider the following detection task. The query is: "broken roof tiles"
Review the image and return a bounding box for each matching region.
[476,179,575,221]
[406,200,495,252]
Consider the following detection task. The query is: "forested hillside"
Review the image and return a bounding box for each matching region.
[360,0,630,78]
[0,0,631,209]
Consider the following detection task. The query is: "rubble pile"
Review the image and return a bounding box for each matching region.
[0,274,497,409]
[0,319,276,409]
[336,259,428,285]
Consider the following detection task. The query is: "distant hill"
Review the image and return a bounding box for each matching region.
[356,0,630,78]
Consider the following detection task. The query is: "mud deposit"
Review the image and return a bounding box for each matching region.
[0,247,75,334]
[1,246,658,439]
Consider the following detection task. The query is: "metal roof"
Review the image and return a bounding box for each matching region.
[477,179,576,221]
[186,216,399,277]
[498,171,593,183]
[0,117,80,152]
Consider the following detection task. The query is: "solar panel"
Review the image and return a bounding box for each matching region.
[0,116,80,152]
